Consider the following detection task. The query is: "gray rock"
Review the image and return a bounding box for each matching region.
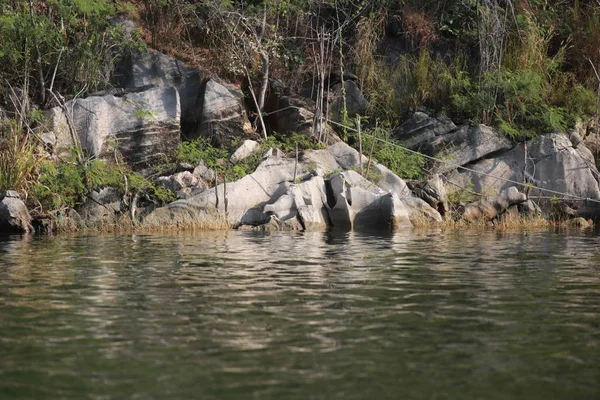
[230,140,259,163]
[443,131,600,211]
[327,141,411,197]
[409,174,448,216]
[431,125,513,174]
[392,112,457,150]
[265,94,340,145]
[78,187,122,220]
[115,48,203,133]
[330,80,368,122]
[398,196,444,225]
[517,200,542,217]
[193,161,215,182]
[301,149,341,175]
[263,147,286,158]
[156,171,208,199]
[44,86,180,169]
[327,171,415,231]
[461,186,527,222]
[196,78,256,146]
[263,176,330,231]
[0,194,33,233]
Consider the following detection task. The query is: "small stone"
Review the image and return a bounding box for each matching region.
[230,140,259,163]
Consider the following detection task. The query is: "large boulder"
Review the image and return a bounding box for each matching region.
[77,187,122,221]
[114,48,203,136]
[196,78,256,146]
[327,141,412,197]
[263,175,331,231]
[44,86,180,169]
[0,191,33,233]
[392,111,457,150]
[265,89,340,145]
[446,132,600,209]
[326,171,415,231]
[430,124,514,174]
[329,80,368,122]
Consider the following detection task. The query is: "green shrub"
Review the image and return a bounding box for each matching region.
[31,154,174,212]
[359,125,426,180]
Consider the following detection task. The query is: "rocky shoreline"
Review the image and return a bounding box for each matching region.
[2,40,600,235]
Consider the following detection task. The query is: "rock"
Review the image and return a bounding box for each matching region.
[263,176,330,231]
[398,196,444,225]
[146,156,311,226]
[562,217,591,229]
[196,78,256,146]
[249,215,304,232]
[263,147,286,158]
[326,171,415,231]
[0,191,33,233]
[114,48,203,136]
[392,112,456,150]
[408,174,448,216]
[44,86,180,169]
[327,141,411,197]
[329,80,368,122]
[445,132,600,211]
[193,161,215,182]
[431,125,513,174]
[230,140,259,163]
[156,171,208,199]
[301,149,341,175]
[78,187,122,220]
[265,93,340,145]
[460,187,527,222]
[517,199,542,217]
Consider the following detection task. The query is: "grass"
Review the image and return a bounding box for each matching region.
[0,121,44,196]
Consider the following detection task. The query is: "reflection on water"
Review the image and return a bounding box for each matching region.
[0,230,599,399]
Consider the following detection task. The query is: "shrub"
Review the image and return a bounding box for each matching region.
[359,124,426,180]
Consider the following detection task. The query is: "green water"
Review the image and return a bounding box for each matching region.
[0,230,599,399]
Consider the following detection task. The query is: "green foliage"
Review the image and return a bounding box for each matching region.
[0,0,138,107]
[176,137,228,169]
[359,124,426,180]
[31,153,174,211]
[447,181,476,204]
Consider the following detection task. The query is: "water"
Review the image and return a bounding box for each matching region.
[0,230,599,400]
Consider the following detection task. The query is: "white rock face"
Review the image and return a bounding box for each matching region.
[44,86,180,168]
[446,132,600,208]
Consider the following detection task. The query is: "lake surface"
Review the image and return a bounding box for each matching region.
[0,229,599,399]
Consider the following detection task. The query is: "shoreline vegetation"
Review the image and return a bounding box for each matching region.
[1,1,599,235]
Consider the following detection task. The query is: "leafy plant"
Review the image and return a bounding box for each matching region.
[359,124,426,180]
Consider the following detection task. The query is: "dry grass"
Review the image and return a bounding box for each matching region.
[0,122,44,196]
[48,208,232,234]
